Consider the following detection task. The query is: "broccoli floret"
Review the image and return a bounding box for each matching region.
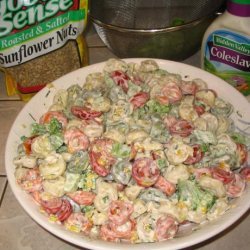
[31,118,62,136]
[47,118,63,135]
[146,99,170,115]
[31,123,47,135]
[178,179,216,212]
[67,151,89,174]
[111,142,131,159]
[31,118,63,150]
[49,134,64,150]
[134,99,170,119]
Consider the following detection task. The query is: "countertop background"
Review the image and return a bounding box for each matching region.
[0,24,250,250]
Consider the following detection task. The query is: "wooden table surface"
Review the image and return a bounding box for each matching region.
[0,24,249,250]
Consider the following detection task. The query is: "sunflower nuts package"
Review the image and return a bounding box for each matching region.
[0,0,89,101]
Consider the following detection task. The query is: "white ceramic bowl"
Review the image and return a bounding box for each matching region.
[5,59,250,250]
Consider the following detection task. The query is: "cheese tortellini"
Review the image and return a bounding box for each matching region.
[94,180,118,212]
[39,153,66,179]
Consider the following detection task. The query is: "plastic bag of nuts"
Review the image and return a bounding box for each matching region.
[0,0,89,101]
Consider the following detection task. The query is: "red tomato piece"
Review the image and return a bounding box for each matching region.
[211,167,234,184]
[65,212,93,234]
[155,214,178,241]
[130,91,149,109]
[109,219,136,239]
[71,106,102,120]
[184,144,204,165]
[23,138,32,155]
[240,167,250,181]
[67,191,96,205]
[236,143,248,165]
[168,119,193,137]
[194,104,206,116]
[17,168,42,193]
[108,200,134,225]
[89,138,116,176]
[156,83,182,105]
[39,111,68,128]
[22,168,40,180]
[110,70,130,93]
[89,151,110,176]
[100,223,120,242]
[64,128,89,153]
[20,178,42,193]
[226,173,246,198]
[132,157,160,187]
[23,136,37,155]
[41,197,63,214]
[56,199,72,222]
[154,176,176,196]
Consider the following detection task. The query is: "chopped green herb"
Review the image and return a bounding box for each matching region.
[81,205,94,214]
[102,195,109,203]
[20,135,28,142]
[200,144,209,153]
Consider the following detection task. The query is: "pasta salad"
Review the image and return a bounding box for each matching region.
[13,59,250,243]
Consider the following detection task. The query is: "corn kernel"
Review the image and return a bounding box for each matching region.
[49,214,58,222]
[66,225,81,233]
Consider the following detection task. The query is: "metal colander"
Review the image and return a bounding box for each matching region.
[90,0,225,60]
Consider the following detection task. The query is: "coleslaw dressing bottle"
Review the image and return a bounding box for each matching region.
[201,0,250,96]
